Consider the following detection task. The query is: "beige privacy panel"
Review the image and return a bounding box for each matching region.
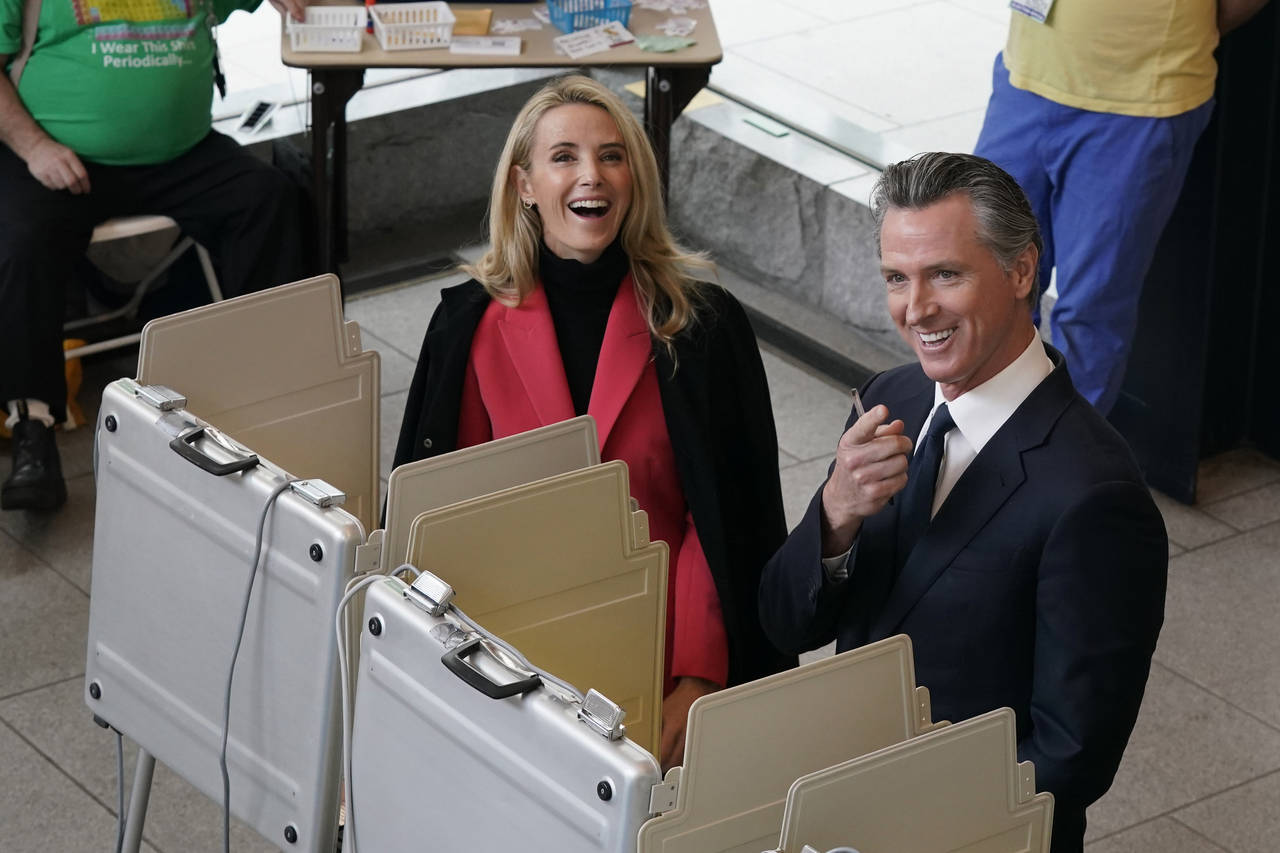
[637,635,939,853]
[776,708,1053,853]
[137,275,380,531]
[405,460,666,754]
[385,415,600,569]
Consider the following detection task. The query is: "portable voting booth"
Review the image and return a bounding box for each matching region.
[403,461,668,751]
[349,574,664,853]
[136,275,381,533]
[86,377,356,853]
[85,276,669,851]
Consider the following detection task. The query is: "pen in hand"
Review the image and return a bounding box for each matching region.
[850,387,866,420]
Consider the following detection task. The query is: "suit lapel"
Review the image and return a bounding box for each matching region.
[588,274,651,448]
[495,284,575,426]
[868,356,1075,639]
[869,441,1026,639]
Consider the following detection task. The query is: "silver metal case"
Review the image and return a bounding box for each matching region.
[85,379,361,853]
[350,576,662,852]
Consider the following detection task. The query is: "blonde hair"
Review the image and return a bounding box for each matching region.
[464,74,712,346]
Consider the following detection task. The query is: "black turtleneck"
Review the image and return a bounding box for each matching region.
[540,238,630,416]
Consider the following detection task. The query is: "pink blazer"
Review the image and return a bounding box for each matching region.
[456,276,729,692]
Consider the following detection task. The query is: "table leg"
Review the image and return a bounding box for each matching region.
[309,68,364,275]
[643,65,711,202]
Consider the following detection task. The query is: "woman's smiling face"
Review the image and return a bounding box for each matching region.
[514,103,634,264]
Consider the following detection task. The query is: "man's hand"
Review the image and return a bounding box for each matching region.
[820,404,912,556]
[267,0,307,23]
[26,137,90,194]
[659,676,718,772]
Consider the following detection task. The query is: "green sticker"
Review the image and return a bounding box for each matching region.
[636,34,696,53]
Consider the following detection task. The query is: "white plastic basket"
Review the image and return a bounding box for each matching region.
[370,1,456,51]
[287,6,366,53]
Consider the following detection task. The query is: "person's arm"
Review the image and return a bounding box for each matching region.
[758,406,908,656]
[1218,0,1271,34]
[0,59,89,193]
[1019,481,1168,817]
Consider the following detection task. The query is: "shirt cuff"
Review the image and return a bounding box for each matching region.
[821,546,854,582]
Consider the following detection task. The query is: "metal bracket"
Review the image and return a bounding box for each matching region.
[1017,760,1038,802]
[648,779,678,815]
[135,384,187,412]
[578,689,627,741]
[355,529,384,575]
[289,479,347,508]
[405,569,455,617]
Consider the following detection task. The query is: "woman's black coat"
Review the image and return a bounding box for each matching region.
[393,279,797,686]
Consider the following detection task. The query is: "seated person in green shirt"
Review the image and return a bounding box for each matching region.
[0,0,307,511]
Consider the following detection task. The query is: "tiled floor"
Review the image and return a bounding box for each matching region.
[2,269,1278,851]
[711,0,1007,163]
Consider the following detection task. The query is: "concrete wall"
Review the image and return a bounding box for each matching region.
[665,115,906,359]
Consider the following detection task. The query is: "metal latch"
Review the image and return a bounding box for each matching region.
[135,384,187,412]
[289,479,346,507]
[578,689,626,741]
[406,569,455,617]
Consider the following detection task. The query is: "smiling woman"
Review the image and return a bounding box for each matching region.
[393,75,796,771]
[514,102,633,264]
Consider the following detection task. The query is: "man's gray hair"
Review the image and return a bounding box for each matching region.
[870,152,1043,307]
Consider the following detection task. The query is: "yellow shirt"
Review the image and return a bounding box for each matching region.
[1004,0,1219,117]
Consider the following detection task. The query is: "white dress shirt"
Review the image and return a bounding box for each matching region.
[823,334,1054,579]
[919,333,1054,517]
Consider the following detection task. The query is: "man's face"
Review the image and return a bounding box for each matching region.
[880,193,1037,400]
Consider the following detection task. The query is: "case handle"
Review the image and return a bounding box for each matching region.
[441,637,541,699]
[169,426,259,477]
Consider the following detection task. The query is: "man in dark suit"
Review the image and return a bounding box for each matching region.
[759,152,1168,853]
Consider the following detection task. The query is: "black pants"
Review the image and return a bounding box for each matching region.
[0,131,306,422]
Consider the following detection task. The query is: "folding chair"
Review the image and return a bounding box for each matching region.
[64,215,223,359]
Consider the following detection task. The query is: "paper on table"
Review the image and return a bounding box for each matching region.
[493,17,542,33]
[552,21,634,59]
[452,8,493,35]
[449,35,521,55]
[635,33,695,52]
[633,0,706,12]
[656,15,696,36]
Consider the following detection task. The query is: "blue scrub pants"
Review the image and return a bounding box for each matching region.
[974,54,1213,414]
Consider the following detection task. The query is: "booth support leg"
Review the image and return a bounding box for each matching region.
[120,748,156,853]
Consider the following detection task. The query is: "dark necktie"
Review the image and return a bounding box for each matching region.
[895,403,956,573]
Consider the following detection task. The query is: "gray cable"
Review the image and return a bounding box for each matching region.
[221,478,294,853]
[335,572,389,853]
[114,729,125,853]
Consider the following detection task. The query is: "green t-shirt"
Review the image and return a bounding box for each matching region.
[1,0,259,165]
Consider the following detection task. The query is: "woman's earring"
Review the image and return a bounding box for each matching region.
[522,198,534,210]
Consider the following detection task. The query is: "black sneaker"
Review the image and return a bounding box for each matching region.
[2,417,67,511]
